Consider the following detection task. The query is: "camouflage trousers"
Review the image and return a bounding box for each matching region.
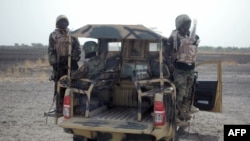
[173,68,195,113]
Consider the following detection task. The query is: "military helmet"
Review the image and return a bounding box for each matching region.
[175,14,191,30]
[83,41,98,54]
[56,15,69,28]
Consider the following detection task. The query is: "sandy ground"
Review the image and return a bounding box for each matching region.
[0,56,250,141]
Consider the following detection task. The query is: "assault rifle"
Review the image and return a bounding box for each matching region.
[45,63,60,123]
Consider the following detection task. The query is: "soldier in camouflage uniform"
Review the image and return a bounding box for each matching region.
[165,14,200,124]
[71,41,106,86]
[48,15,81,114]
[48,15,81,78]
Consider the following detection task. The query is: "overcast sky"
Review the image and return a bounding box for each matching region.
[0,0,249,47]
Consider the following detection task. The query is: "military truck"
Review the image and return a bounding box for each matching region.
[45,24,222,141]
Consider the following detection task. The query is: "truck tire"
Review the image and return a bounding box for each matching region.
[73,135,96,141]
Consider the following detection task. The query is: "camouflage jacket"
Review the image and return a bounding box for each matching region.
[72,56,105,80]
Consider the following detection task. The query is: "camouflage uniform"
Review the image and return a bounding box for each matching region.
[48,15,81,114]
[71,41,106,89]
[70,42,108,114]
[48,15,81,81]
[166,14,200,120]
[72,56,105,80]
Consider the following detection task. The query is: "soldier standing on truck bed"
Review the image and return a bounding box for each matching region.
[165,14,200,124]
[48,15,81,115]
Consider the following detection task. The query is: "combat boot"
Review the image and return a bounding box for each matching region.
[179,111,192,121]
[184,113,192,121]
[55,105,63,117]
[55,98,64,116]
[189,105,199,114]
[178,106,192,121]
[176,117,189,126]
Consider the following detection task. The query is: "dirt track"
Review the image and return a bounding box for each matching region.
[0,47,249,141]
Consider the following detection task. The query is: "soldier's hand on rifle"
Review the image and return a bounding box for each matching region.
[192,35,200,45]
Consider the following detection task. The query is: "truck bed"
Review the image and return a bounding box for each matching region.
[59,106,154,134]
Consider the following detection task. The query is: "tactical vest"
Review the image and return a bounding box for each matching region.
[51,29,71,60]
[172,31,197,65]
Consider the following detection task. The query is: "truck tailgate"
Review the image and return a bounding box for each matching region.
[59,107,154,134]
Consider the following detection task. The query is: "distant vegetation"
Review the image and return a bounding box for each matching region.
[199,46,250,54]
[0,43,46,48]
[0,43,250,53]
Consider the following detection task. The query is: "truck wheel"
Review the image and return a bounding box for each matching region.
[73,135,96,141]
